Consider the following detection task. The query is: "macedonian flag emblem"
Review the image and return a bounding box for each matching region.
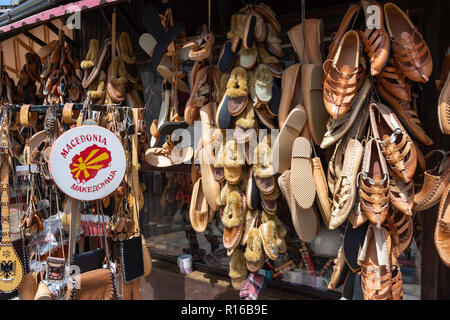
[70,144,112,183]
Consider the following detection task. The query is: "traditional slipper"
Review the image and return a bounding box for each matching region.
[253,11,267,43]
[239,44,258,70]
[82,38,111,89]
[212,143,226,183]
[229,249,247,290]
[222,192,246,250]
[241,209,258,246]
[117,32,138,84]
[107,56,127,103]
[246,167,261,210]
[265,23,284,58]
[234,102,257,144]
[257,44,283,78]
[245,228,265,272]
[87,70,106,105]
[81,39,99,85]
[253,136,276,195]
[150,87,171,147]
[434,183,450,267]
[223,139,244,185]
[200,148,221,211]
[301,64,328,146]
[254,3,282,33]
[389,170,414,216]
[320,79,371,149]
[277,170,318,242]
[189,24,215,61]
[272,106,307,174]
[347,199,368,229]
[216,89,232,130]
[312,156,332,227]
[278,63,302,129]
[227,14,244,53]
[145,140,193,168]
[242,12,256,49]
[383,210,413,257]
[189,178,209,233]
[218,41,235,73]
[254,64,273,103]
[261,197,277,215]
[227,67,248,117]
[259,220,282,260]
[157,56,190,93]
[328,244,350,290]
[290,137,316,210]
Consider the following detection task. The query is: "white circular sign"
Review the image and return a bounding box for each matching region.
[49,125,126,201]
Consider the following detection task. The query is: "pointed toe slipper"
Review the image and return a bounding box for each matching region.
[245,227,265,272]
[222,192,246,250]
[227,67,249,117]
[255,64,273,103]
[223,140,244,185]
[229,249,248,290]
[239,44,258,70]
[259,220,282,260]
[189,179,209,233]
[290,137,316,210]
[253,136,276,195]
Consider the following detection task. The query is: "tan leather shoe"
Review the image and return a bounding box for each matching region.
[323,4,362,81]
[312,157,332,227]
[377,83,433,146]
[329,139,363,230]
[369,102,417,184]
[323,30,365,120]
[199,148,221,211]
[383,210,413,257]
[189,178,209,233]
[384,2,433,83]
[278,63,302,129]
[414,150,450,211]
[377,57,412,102]
[434,183,450,267]
[358,138,390,229]
[439,67,450,135]
[359,0,390,76]
[287,23,308,65]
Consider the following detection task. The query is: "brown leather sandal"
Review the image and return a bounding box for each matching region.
[377,57,412,102]
[384,210,413,257]
[189,25,215,61]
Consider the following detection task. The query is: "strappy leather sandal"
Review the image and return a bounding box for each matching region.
[389,170,414,216]
[369,102,417,184]
[359,1,390,76]
[377,57,412,102]
[358,138,390,229]
[384,2,433,83]
[384,210,413,257]
[323,30,365,120]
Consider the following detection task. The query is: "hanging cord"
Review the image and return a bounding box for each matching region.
[208,0,211,31]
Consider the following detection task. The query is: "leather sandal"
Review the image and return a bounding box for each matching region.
[383,210,413,257]
[377,57,412,102]
[389,170,414,216]
[358,138,390,229]
[189,24,215,61]
[369,102,417,183]
[434,183,450,267]
[384,2,433,83]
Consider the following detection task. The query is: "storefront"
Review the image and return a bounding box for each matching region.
[0,0,448,301]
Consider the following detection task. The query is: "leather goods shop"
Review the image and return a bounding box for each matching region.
[0,0,447,301]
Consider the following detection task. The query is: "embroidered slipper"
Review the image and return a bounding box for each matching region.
[246,167,261,210]
[261,186,280,215]
[301,64,328,146]
[157,56,190,93]
[272,106,307,174]
[245,228,265,272]
[277,170,318,242]
[254,64,273,103]
[222,192,246,250]
[224,139,244,185]
[254,104,277,129]
[229,249,248,290]
[253,136,276,195]
[227,67,248,117]
[278,63,302,129]
[218,41,235,73]
[199,148,221,211]
[259,220,282,260]
[241,209,258,246]
[107,56,128,103]
[189,178,209,233]
[117,32,138,84]
[290,137,316,210]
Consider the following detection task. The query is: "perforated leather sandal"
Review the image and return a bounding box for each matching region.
[369,102,417,184]
[358,138,390,229]
[383,210,413,257]
[384,2,433,83]
[323,30,365,120]
[359,0,390,76]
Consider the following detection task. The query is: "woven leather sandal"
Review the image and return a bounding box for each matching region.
[358,138,390,229]
[369,102,417,184]
[383,210,413,257]
[384,2,432,83]
[434,183,450,267]
[377,57,411,102]
[389,171,414,216]
[323,30,365,120]
[390,263,403,300]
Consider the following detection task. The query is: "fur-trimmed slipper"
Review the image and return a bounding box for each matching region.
[253,136,276,195]
[219,41,235,73]
[259,220,282,261]
[81,39,99,71]
[213,143,226,183]
[82,38,111,89]
[254,104,277,129]
[239,44,258,70]
[261,211,287,239]
[255,64,273,103]
[107,56,128,103]
[254,3,282,33]
[229,249,248,290]
[245,227,265,272]
[234,102,257,144]
[257,44,283,78]
[117,32,138,84]
[227,67,248,117]
[223,192,246,250]
[241,209,259,246]
[261,186,280,215]
[87,70,106,105]
[242,12,256,49]
[227,14,244,53]
[224,139,244,185]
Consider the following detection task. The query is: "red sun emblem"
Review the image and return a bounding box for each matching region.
[69,144,112,183]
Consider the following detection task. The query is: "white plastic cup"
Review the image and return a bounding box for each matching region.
[177,254,193,274]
